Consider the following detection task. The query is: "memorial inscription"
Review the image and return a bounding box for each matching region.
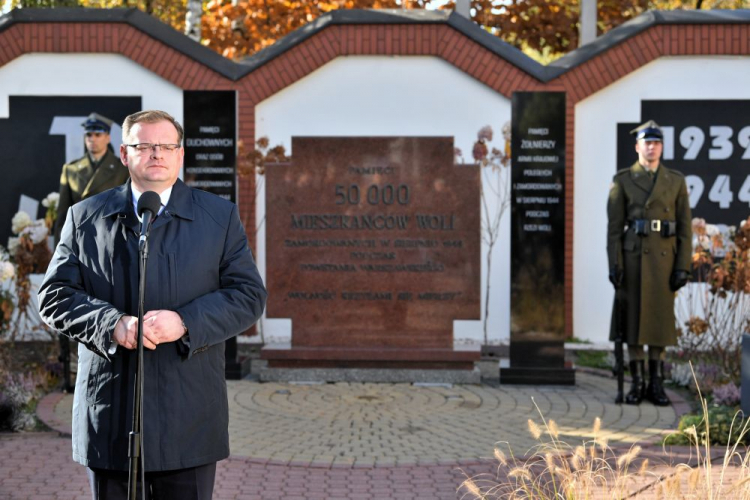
[502,91,573,385]
[183,90,237,202]
[265,137,480,364]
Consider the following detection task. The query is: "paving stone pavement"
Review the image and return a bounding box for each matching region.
[3,370,740,499]
[224,372,677,466]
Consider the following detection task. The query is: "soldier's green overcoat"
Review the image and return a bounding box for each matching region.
[54,148,129,242]
[607,162,692,346]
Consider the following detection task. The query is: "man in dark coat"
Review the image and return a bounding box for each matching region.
[54,113,130,393]
[607,120,692,406]
[39,110,267,499]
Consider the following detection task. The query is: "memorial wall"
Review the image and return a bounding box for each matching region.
[1,8,749,358]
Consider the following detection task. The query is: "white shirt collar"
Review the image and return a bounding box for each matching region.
[131,184,173,221]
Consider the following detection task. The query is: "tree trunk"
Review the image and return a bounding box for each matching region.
[185,0,202,42]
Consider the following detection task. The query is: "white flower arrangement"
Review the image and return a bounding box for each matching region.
[1,261,14,282]
[11,211,32,235]
[669,362,694,387]
[7,237,19,255]
[696,234,711,250]
[691,217,737,258]
[704,224,720,237]
[20,220,48,245]
[502,121,511,141]
[41,192,60,209]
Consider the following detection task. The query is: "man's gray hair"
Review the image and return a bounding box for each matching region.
[122,110,184,144]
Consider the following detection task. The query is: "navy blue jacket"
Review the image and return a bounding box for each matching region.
[39,179,267,471]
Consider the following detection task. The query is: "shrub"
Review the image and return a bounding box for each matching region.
[0,365,58,432]
[674,217,750,384]
[713,382,742,407]
[665,406,749,447]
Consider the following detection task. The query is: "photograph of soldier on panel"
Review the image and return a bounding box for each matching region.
[39,110,267,498]
[54,113,130,393]
[607,120,692,406]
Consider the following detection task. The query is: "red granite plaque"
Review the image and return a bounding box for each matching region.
[264,137,480,367]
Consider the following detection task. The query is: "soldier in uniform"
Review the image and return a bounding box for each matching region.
[54,113,130,392]
[54,112,130,242]
[607,120,692,406]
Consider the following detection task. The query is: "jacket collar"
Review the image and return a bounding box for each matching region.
[647,163,671,205]
[102,181,133,219]
[630,161,656,194]
[102,178,194,221]
[82,149,121,199]
[164,179,195,221]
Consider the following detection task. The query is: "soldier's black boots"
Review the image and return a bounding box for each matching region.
[625,360,646,405]
[647,360,670,406]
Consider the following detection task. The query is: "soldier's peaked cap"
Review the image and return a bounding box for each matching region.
[630,120,663,142]
[82,112,114,133]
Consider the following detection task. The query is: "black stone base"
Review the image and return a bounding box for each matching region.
[500,366,576,385]
[225,357,252,380]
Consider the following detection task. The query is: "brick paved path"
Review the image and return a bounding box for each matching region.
[3,371,740,499]
[0,432,476,500]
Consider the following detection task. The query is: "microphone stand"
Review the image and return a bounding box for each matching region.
[128,216,152,500]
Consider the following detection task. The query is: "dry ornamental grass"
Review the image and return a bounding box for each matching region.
[459,364,750,499]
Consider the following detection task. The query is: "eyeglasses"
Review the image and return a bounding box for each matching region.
[125,143,181,153]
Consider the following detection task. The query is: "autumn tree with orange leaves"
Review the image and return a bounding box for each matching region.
[202,0,432,60]
[481,0,649,54]
[200,0,747,61]
[9,0,747,61]
[435,0,747,58]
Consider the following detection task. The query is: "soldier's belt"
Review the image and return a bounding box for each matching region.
[630,219,677,237]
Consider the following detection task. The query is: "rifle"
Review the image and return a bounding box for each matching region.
[613,289,625,404]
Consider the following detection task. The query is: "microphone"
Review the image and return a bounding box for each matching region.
[137,191,162,251]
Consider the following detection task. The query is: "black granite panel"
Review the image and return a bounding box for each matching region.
[183,90,237,203]
[504,91,573,385]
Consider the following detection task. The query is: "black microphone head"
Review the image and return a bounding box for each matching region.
[137,191,162,217]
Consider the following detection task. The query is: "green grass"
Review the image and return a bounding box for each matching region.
[566,337,593,344]
[574,350,612,370]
